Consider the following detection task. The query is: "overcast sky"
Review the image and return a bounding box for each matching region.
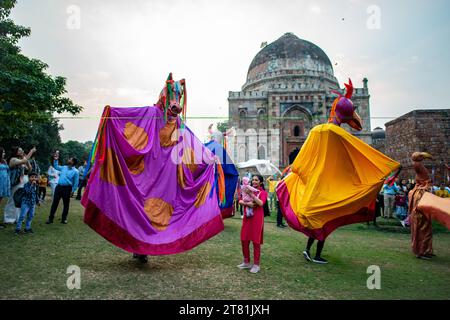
[11,0,450,142]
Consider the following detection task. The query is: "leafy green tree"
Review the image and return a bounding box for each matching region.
[0,0,82,167]
[59,140,92,166]
[216,120,229,133]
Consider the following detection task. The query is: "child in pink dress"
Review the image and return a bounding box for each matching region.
[240,176,259,217]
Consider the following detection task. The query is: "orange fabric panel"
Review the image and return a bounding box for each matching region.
[418,192,450,230]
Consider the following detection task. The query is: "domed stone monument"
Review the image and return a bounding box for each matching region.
[228,33,372,168]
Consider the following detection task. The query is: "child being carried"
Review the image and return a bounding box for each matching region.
[240,176,259,218]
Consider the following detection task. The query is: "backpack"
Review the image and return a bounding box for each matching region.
[13,187,25,208]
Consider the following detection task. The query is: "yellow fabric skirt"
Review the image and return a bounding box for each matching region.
[277,124,400,240]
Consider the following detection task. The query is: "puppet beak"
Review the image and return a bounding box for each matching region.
[347,110,363,131]
[421,152,433,160]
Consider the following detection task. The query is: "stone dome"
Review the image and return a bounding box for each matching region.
[244,33,335,90]
[371,127,385,139]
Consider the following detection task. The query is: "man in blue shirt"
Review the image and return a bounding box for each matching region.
[382,179,400,219]
[46,152,79,224]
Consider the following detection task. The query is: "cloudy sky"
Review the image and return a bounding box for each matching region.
[11,0,450,142]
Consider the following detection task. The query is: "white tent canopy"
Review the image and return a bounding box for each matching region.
[236,159,282,177]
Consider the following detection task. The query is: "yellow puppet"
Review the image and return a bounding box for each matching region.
[277,79,400,243]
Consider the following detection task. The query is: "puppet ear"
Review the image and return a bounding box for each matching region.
[330,90,342,97]
[344,78,353,99]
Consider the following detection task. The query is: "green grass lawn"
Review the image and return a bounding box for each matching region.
[1,196,449,300]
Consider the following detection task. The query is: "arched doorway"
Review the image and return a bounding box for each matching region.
[257,109,266,129]
[289,148,300,164]
[238,145,246,163]
[282,105,312,166]
[258,145,266,160]
[239,109,247,130]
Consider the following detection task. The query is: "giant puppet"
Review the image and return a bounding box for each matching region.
[409,152,450,259]
[277,79,401,241]
[205,128,239,219]
[81,74,225,256]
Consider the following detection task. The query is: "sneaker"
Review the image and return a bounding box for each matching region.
[416,255,431,260]
[312,256,328,264]
[302,250,312,262]
[237,262,253,269]
[249,265,260,273]
[45,220,53,224]
[14,229,21,235]
[61,220,68,224]
[400,220,406,228]
[277,224,287,228]
[132,253,139,259]
[24,229,34,234]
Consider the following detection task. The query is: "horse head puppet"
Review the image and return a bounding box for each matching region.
[156,73,187,125]
[328,79,363,131]
[157,73,187,147]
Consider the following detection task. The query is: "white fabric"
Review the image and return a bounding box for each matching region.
[236,159,281,176]
[3,175,28,223]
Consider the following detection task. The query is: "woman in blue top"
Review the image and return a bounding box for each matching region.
[0,148,11,228]
[3,146,35,224]
[0,148,10,200]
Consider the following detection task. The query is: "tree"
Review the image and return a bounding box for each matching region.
[0,0,82,167]
[59,140,92,166]
[216,120,229,133]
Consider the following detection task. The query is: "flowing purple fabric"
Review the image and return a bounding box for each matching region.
[82,105,224,255]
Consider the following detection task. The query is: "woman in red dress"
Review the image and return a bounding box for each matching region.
[237,175,268,273]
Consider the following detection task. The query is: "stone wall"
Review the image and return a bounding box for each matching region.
[385,109,450,184]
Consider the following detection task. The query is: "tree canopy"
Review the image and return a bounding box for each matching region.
[0,0,83,166]
[216,120,229,133]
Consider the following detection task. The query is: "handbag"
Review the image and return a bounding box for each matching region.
[13,188,25,208]
[10,167,22,187]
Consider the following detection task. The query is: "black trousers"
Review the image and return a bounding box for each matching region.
[276,201,285,226]
[38,186,46,200]
[76,179,86,200]
[49,185,72,221]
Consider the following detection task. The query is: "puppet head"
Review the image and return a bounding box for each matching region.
[411,152,433,162]
[156,73,187,124]
[329,79,363,131]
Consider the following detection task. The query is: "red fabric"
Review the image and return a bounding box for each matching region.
[254,242,261,265]
[220,207,234,219]
[242,240,250,263]
[240,189,268,244]
[83,200,224,255]
[277,180,375,241]
[242,240,261,265]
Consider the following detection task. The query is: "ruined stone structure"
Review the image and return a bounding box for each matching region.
[385,109,450,184]
[228,33,372,168]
